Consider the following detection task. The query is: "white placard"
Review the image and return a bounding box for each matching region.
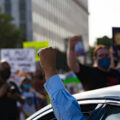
[1,49,36,73]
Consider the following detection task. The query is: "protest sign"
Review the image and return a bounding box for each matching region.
[23,41,49,61]
[62,72,83,93]
[112,27,120,62]
[1,49,36,73]
[75,36,85,57]
[112,27,120,47]
[75,41,85,56]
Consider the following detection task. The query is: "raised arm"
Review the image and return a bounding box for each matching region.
[38,47,86,120]
[38,47,57,80]
[67,36,81,73]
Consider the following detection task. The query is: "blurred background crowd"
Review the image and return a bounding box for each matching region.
[0,0,120,120]
[0,61,48,120]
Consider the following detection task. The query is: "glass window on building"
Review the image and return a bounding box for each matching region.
[19,0,27,41]
[20,23,26,41]
[19,0,26,23]
[4,0,11,15]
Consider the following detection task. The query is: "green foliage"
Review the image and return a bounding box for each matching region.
[0,13,23,48]
[96,36,112,48]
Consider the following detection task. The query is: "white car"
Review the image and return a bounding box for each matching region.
[27,85,120,120]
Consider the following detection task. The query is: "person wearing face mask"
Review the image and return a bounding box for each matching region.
[67,35,120,91]
[20,77,38,118]
[0,61,25,120]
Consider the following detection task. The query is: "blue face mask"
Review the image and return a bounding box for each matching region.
[98,57,110,70]
[23,84,31,90]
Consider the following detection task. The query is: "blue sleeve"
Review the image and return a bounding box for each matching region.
[44,75,86,120]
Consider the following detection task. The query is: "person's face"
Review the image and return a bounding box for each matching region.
[22,79,31,91]
[95,48,110,70]
[0,62,11,71]
[96,48,109,60]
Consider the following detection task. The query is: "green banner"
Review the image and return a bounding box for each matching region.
[23,41,49,61]
[63,78,80,84]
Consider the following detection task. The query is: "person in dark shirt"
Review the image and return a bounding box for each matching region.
[32,70,48,109]
[0,61,24,120]
[67,35,120,91]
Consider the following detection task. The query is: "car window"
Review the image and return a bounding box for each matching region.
[80,104,98,119]
[102,105,120,120]
[37,112,56,120]
[30,104,120,120]
[33,104,98,120]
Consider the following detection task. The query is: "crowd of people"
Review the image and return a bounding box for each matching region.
[37,35,120,120]
[67,36,120,90]
[0,61,48,120]
[0,35,120,120]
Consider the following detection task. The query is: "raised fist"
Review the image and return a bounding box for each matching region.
[38,47,57,80]
[68,35,81,48]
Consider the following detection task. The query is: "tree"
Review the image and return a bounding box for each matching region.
[0,12,23,48]
[96,36,112,48]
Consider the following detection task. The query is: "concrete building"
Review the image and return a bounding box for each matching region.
[32,0,89,51]
[0,0,88,52]
[0,0,33,42]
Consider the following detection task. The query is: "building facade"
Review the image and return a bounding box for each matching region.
[0,0,88,52]
[32,0,89,51]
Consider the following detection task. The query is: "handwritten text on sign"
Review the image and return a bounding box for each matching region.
[1,49,36,73]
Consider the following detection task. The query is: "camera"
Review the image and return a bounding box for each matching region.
[7,81,20,94]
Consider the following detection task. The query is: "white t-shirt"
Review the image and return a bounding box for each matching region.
[22,91,37,115]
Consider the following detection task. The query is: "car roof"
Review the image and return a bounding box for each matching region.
[73,85,120,100]
[26,104,52,120]
[27,85,120,120]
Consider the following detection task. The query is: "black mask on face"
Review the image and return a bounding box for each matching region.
[0,68,11,81]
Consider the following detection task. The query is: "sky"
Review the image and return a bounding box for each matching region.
[88,0,120,46]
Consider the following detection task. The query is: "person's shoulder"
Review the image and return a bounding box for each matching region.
[79,63,94,69]
[109,68,120,74]
[78,63,97,73]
